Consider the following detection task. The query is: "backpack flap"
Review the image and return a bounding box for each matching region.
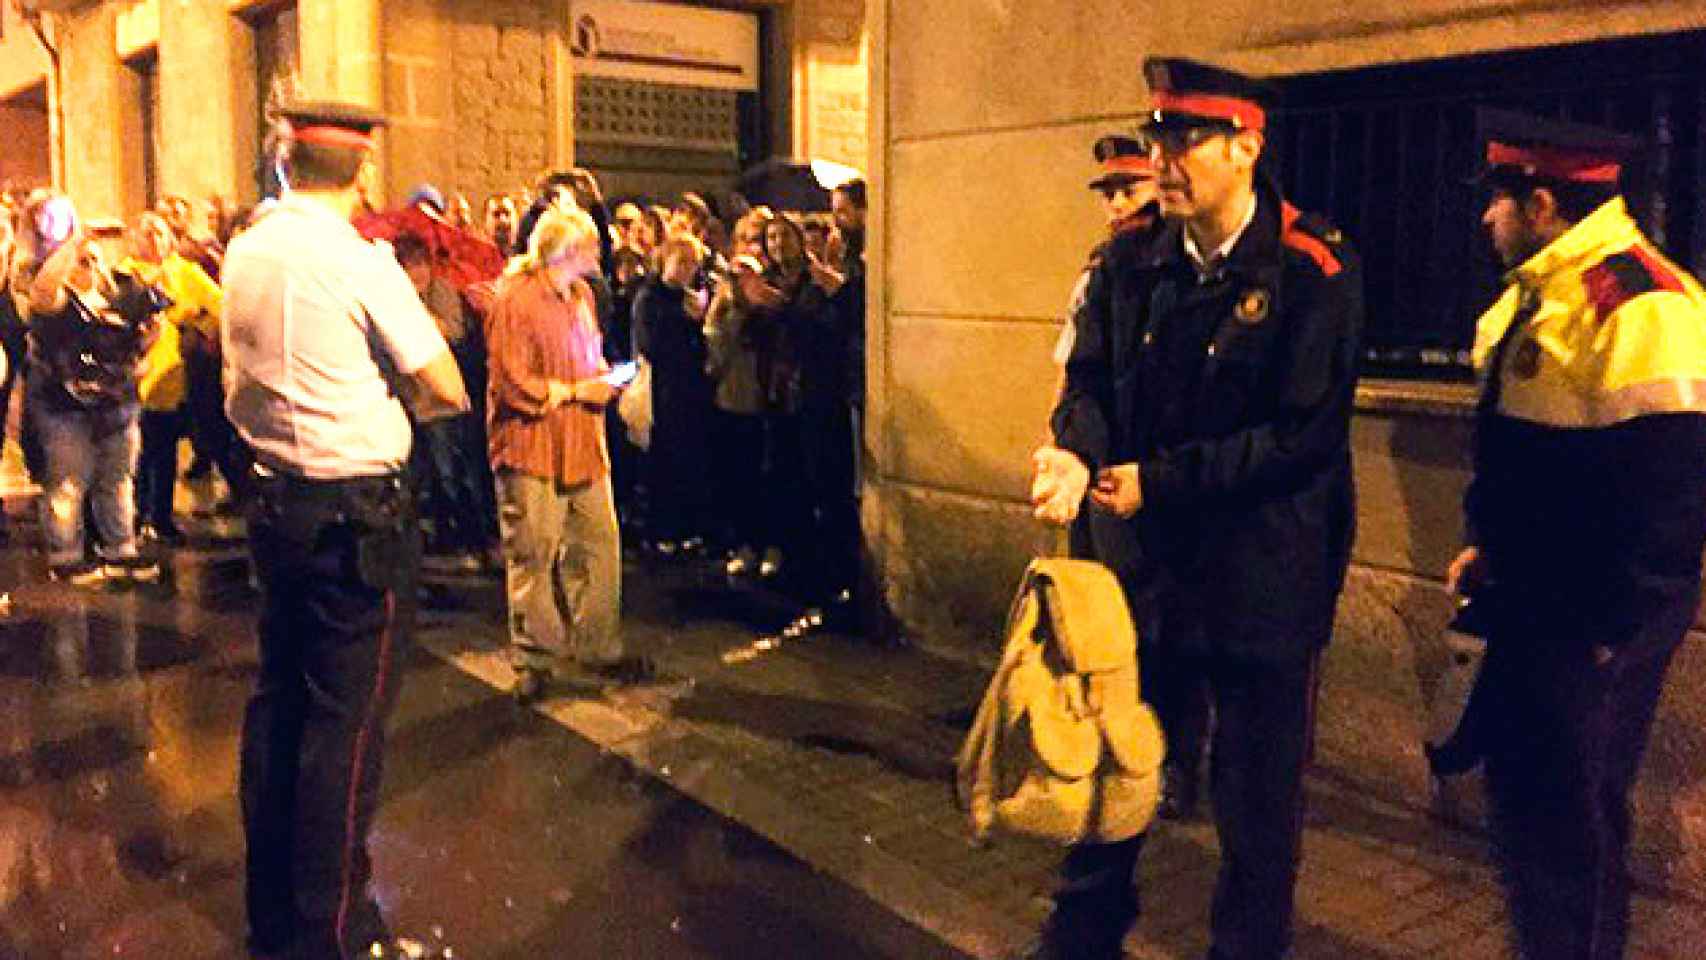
[1092,668,1166,777]
[1009,652,1102,781]
[1029,558,1137,675]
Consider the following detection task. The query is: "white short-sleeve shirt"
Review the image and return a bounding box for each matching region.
[221,197,449,480]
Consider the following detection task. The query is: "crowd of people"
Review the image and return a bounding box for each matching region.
[1,112,867,954]
[0,159,868,642]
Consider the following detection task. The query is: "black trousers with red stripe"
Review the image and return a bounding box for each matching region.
[241,474,419,959]
[1047,648,1320,960]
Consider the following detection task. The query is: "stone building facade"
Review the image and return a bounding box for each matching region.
[862,0,1706,899]
[0,0,869,217]
[8,0,1706,906]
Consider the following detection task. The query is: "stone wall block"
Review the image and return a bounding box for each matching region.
[885,316,1060,499]
[889,126,1105,320]
[498,28,546,65]
[452,60,492,89]
[409,64,449,123]
[505,133,547,176]
[869,482,1054,651]
[452,22,502,58]
[453,82,496,116]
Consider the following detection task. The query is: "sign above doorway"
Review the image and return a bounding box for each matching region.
[570,0,759,92]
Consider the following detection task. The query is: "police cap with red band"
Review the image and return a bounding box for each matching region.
[1141,57,1277,134]
[1088,134,1155,189]
[279,100,389,152]
[1473,107,1637,188]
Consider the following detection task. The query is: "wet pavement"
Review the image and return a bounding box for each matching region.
[0,527,968,960]
[4,496,1706,959]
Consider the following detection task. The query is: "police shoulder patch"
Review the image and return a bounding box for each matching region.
[1279,203,1343,278]
[1582,245,1686,322]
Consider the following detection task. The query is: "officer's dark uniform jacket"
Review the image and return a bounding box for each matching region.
[1466,196,1706,657]
[1052,183,1363,663]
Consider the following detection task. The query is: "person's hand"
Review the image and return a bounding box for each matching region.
[1031,446,1091,526]
[684,286,710,321]
[574,378,618,408]
[1089,463,1142,517]
[807,255,845,295]
[825,229,847,270]
[1446,546,1488,596]
[543,379,574,411]
[738,270,784,310]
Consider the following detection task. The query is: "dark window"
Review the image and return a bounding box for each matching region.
[1271,31,1706,379]
[131,54,161,209]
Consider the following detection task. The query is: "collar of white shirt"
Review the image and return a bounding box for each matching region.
[277,194,361,237]
[1183,192,1259,279]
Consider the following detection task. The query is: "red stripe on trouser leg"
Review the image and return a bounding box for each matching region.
[335,590,396,957]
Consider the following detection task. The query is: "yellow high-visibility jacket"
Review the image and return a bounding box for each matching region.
[1467,196,1706,654]
[123,253,223,412]
[1474,196,1706,426]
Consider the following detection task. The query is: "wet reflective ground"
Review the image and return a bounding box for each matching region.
[0,538,969,960]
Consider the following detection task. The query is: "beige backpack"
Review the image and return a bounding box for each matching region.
[955,557,1165,845]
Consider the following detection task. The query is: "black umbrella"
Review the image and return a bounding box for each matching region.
[736,158,861,213]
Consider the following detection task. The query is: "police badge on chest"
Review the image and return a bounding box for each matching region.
[1235,288,1271,325]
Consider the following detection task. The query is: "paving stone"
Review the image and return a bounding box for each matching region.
[414,564,1702,960]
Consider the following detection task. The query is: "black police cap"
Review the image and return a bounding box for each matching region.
[1088,134,1155,189]
[277,100,389,150]
[1141,57,1278,133]
[1092,134,1147,164]
[1472,107,1637,188]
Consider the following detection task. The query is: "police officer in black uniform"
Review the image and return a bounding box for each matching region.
[1030,59,1363,960]
[1059,133,1210,821]
[222,102,469,960]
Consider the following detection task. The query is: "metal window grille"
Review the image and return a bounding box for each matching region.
[1271,31,1706,379]
[575,76,740,154]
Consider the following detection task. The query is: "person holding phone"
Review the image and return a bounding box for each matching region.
[483,206,656,704]
[632,235,715,556]
[26,223,166,586]
[705,209,778,578]
[754,215,859,628]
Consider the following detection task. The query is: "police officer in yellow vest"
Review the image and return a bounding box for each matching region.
[1448,109,1706,960]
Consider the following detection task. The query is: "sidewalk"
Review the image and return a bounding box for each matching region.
[415,555,1706,960]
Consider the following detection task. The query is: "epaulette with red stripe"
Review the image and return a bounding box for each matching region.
[1581,244,1686,321]
[1279,203,1344,278]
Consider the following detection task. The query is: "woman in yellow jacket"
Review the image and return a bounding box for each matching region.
[123,213,222,544]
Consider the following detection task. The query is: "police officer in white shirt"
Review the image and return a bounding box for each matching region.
[221,101,468,960]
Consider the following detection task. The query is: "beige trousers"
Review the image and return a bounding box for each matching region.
[496,470,624,671]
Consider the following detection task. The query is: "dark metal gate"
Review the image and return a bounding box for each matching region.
[1270,30,1706,379]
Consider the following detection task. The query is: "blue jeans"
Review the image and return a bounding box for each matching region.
[416,414,495,551]
[32,391,141,566]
